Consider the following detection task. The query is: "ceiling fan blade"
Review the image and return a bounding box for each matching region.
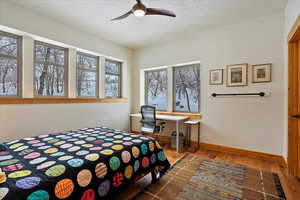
[146,8,176,17]
[111,11,132,21]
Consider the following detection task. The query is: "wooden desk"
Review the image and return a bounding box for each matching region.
[130,113,189,153]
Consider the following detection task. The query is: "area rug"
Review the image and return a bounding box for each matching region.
[133,154,286,200]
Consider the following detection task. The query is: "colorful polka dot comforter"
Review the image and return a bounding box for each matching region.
[0,127,170,200]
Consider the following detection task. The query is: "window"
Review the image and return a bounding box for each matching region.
[173,64,200,113]
[34,41,68,97]
[76,53,98,97]
[0,31,22,97]
[105,59,121,98]
[145,69,168,110]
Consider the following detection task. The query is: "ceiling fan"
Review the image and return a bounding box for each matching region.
[111,0,176,21]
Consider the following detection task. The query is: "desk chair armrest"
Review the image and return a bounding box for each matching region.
[140,120,155,126]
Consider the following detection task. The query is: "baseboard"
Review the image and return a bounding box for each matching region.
[131,131,286,167]
[196,142,287,167]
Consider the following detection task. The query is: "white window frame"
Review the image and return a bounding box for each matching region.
[0,30,22,98]
[141,62,201,114]
[172,64,201,113]
[34,41,69,98]
[0,27,128,102]
[76,52,99,98]
[104,59,122,98]
[144,68,168,111]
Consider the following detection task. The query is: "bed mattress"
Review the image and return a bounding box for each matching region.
[0,127,170,200]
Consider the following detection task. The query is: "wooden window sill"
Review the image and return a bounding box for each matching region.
[0,98,128,104]
[156,111,202,119]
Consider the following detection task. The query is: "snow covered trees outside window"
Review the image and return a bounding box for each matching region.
[145,69,168,110]
[77,53,98,97]
[0,31,21,96]
[105,59,121,98]
[174,65,200,113]
[34,42,67,97]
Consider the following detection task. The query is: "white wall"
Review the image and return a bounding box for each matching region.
[0,103,130,142]
[284,0,300,33]
[283,0,300,159]
[0,0,290,157]
[0,1,133,141]
[133,13,285,155]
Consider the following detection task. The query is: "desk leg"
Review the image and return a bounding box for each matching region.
[176,121,179,153]
[189,124,191,148]
[197,123,200,149]
[130,117,132,132]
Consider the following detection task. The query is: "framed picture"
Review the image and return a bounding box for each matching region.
[226,63,248,87]
[209,69,223,85]
[252,63,272,83]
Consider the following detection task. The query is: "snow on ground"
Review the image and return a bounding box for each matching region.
[147,92,167,110]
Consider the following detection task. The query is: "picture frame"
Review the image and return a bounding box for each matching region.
[226,63,248,87]
[252,63,272,83]
[209,69,223,85]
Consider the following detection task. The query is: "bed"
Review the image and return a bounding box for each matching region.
[0,127,170,200]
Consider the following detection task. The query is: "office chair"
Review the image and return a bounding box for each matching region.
[140,105,165,134]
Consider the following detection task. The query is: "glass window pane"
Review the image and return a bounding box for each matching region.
[77,54,97,70]
[34,42,66,97]
[76,53,98,97]
[174,65,200,112]
[77,70,97,97]
[105,60,120,74]
[35,44,65,65]
[0,33,17,57]
[35,64,65,96]
[145,70,167,110]
[0,57,18,96]
[105,74,120,98]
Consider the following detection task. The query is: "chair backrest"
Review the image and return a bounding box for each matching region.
[140,105,156,129]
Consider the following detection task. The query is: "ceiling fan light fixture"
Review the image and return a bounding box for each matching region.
[111,0,176,21]
[133,9,146,17]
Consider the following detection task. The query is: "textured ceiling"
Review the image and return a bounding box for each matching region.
[9,0,287,49]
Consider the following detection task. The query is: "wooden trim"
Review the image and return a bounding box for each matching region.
[156,111,202,119]
[0,98,128,104]
[197,142,286,167]
[288,42,299,176]
[288,14,300,42]
[288,13,300,177]
[132,131,285,166]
